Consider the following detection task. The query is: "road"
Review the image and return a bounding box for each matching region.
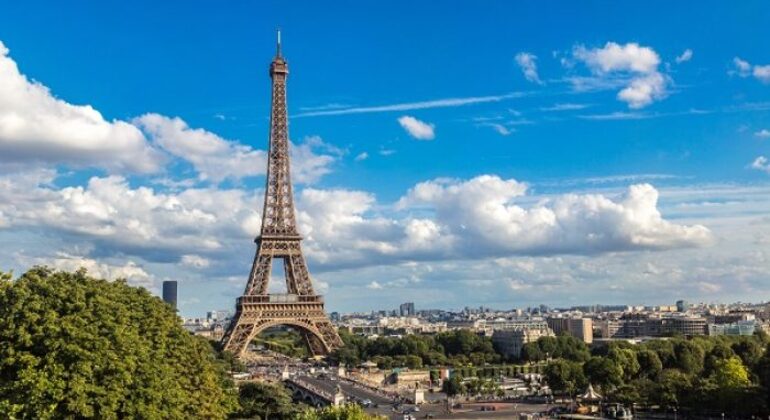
[295,374,554,420]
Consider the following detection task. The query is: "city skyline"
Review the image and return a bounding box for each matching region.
[0,1,769,316]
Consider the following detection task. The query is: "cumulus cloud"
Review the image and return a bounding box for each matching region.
[0,171,261,261]
[0,41,163,173]
[756,129,770,139]
[675,49,693,64]
[354,152,369,161]
[16,252,154,289]
[180,254,210,269]
[751,156,770,174]
[572,42,669,108]
[397,115,435,140]
[515,52,543,84]
[731,57,770,83]
[134,114,338,184]
[398,175,712,255]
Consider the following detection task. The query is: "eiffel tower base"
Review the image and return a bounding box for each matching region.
[221,294,343,357]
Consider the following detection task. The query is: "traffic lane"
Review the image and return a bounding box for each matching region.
[337,381,395,405]
[295,375,395,406]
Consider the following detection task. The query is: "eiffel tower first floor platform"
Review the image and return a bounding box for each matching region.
[221,294,344,358]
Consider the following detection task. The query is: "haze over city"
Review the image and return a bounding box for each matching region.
[1,1,769,317]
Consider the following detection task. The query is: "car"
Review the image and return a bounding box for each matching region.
[361,399,372,407]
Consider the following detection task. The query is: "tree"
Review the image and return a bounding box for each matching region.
[673,340,705,375]
[651,369,691,407]
[608,348,640,381]
[296,404,386,420]
[583,356,623,392]
[236,382,297,419]
[636,349,663,380]
[544,360,587,398]
[442,374,465,397]
[710,356,750,389]
[0,267,237,419]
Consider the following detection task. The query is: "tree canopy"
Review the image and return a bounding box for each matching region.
[0,267,237,419]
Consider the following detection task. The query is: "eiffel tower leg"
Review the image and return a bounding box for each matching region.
[245,252,272,295]
[301,331,327,356]
[313,320,344,350]
[222,315,258,357]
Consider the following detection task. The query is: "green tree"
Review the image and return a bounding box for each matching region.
[544,360,587,398]
[673,340,705,375]
[0,267,237,419]
[636,349,663,380]
[608,347,640,381]
[710,356,750,389]
[651,369,691,407]
[583,356,623,392]
[295,404,386,420]
[236,382,297,419]
[441,374,465,397]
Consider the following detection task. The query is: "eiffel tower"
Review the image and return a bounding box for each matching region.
[221,32,343,358]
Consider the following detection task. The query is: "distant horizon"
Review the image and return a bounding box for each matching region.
[1,1,769,316]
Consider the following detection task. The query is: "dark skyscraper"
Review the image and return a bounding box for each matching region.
[162,280,178,309]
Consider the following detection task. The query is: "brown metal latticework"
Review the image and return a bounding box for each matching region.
[221,33,343,358]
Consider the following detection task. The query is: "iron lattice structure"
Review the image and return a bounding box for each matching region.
[221,35,343,357]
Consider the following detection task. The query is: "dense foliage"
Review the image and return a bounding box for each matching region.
[235,382,300,419]
[0,268,238,419]
[542,334,770,417]
[331,328,501,368]
[253,327,311,359]
[295,404,386,420]
[520,335,591,363]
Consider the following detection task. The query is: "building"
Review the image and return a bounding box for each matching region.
[399,302,415,317]
[547,317,593,344]
[492,325,554,359]
[162,280,177,309]
[676,300,689,312]
[599,315,706,338]
[708,320,757,336]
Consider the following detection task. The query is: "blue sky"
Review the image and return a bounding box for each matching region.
[0,1,769,316]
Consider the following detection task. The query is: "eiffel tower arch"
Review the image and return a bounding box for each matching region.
[221,32,343,358]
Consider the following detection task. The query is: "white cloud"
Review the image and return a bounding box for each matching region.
[16,252,154,289]
[354,152,369,161]
[0,171,260,260]
[0,41,163,173]
[731,57,770,83]
[617,72,667,109]
[751,156,770,174]
[754,65,770,83]
[487,123,513,136]
[398,175,712,255]
[574,42,660,74]
[397,116,435,140]
[135,113,266,182]
[572,42,669,108]
[675,49,693,64]
[540,103,590,111]
[733,57,752,75]
[180,254,210,269]
[135,114,337,184]
[294,93,523,117]
[515,52,543,84]
[755,129,770,139]
[367,281,383,290]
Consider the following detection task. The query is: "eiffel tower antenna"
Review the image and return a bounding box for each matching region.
[276,28,282,57]
[221,33,342,358]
